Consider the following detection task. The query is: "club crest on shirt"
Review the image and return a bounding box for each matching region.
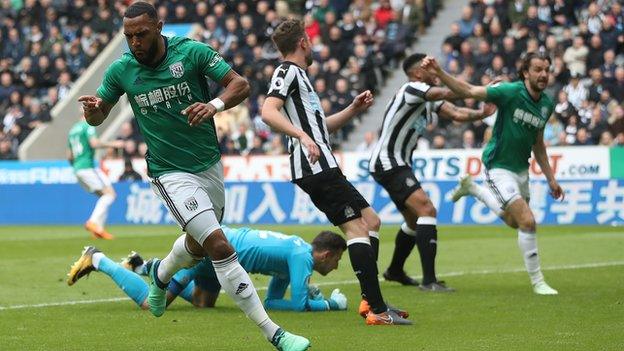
[344,206,355,219]
[406,177,416,187]
[169,62,185,78]
[184,197,198,212]
[541,106,549,119]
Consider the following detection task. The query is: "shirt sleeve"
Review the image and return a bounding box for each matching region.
[96,61,125,105]
[485,82,517,105]
[267,64,296,100]
[263,251,324,312]
[190,41,232,83]
[404,81,431,104]
[85,125,97,138]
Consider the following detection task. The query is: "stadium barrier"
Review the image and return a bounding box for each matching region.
[1,147,622,225]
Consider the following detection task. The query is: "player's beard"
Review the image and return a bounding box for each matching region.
[530,78,547,92]
[133,37,160,66]
[305,52,313,66]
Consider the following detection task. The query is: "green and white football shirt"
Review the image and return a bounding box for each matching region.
[483,81,554,173]
[68,120,97,171]
[96,36,232,178]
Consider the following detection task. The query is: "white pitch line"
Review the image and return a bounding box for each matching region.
[1,261,622,311]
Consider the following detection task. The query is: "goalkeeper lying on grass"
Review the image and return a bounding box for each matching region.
[67,226,348,312]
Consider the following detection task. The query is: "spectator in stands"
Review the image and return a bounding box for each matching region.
[601,49,617,83]
[608,67,624,102]
[356,131,377,153]
[119,158,143,182]
[222,138,240,156]
[266,136,286,155]
[431,134,447,149]
[247,136,266,155]
[458,6,477,38]
[0,137,17,160]
[563,36,589,76]
[544,115,564,146]
[374,0,394,29]
[599,131,614,146]
[554,90,577,123]
[563,73,588,110]
[462,129,476,149]
[575,128,593,146]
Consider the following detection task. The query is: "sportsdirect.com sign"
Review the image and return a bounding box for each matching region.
[0,146,615,184]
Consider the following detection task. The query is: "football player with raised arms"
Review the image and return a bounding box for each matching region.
[422,52,565,295]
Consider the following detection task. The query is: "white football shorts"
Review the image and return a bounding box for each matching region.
[75,168,112,193]
[150,161,225,231]
[484,168,530,209]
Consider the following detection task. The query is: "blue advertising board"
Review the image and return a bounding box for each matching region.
[1,180,622,226]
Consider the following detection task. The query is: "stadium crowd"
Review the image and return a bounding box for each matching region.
[1,0,623,161]
[106,0,442,160]
[428,0,624,150]
[0,0,128,160]
[0,0,440,160]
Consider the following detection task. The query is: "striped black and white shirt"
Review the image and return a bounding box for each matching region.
[267,61,338,180]
[369,81,443,173]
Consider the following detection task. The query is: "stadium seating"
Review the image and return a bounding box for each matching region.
[433,0,624,150]
[104,0,441,161]
[0,0,127,160]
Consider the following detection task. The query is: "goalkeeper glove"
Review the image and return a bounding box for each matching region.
[308,284,325,301]
[326,288,347,310]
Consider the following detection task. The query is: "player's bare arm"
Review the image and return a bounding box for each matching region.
[438,101,497,122]
[78,96,115,126]
[421,56,488,100]
[261,96,320,164]
[89,137,125,150]
[326,90,373,133]
[533,129,565,200]
[183,70,250,127]
[423,86,460,101]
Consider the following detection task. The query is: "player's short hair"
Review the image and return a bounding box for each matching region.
[312,231,347,253]
[519,52,551,80]
[402,53,427,75]
[272,19,305,56]
[124,1,158,21]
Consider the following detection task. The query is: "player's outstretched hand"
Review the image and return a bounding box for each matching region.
[482,103,497,116]
[549,180,565,201]
[420,56,441,75]
[351,90,374,113]
[299,132,320,164]
[78,95,102,112]
[183,102,217,127]
[327,288,347,310]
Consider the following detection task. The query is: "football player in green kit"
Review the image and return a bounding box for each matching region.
[421,52,565,295]
[77,2,309,350]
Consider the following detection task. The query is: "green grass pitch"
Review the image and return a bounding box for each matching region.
[0,224,622,350]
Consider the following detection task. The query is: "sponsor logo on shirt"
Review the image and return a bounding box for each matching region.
[208,54,222,67]
[132,81,192,114]
[512,108,546,128]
